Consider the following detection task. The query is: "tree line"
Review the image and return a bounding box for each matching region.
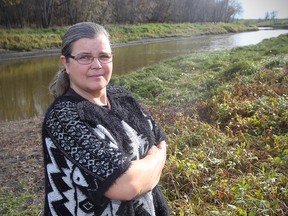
[0,0,243,28]
[264,11,278,22]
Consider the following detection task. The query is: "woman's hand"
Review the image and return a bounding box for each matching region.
[104,140,167,201]
[146,140,167,187]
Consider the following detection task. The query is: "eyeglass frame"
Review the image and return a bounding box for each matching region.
[66,53,113,65]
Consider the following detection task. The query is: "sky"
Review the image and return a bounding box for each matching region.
[238,0,288,19]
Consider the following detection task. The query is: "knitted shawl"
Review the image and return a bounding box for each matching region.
[42,84,169,216]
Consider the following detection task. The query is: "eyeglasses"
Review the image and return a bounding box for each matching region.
[66,53,113,65]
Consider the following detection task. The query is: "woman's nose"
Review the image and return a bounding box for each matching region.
[91,58,102,69]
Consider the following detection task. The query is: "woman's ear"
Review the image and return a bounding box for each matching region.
[60,55,67,65]
[60,55,69,74]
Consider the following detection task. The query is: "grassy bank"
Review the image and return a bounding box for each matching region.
[112,34,288,215]
[239,18,288,28]
[0,22,257,51]
[1,33,287,215]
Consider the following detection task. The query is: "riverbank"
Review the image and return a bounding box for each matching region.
[0,22,258,58]
[1,33,288,215]
[0,35,218,62]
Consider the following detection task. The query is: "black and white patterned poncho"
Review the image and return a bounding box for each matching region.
[42,84,169,216]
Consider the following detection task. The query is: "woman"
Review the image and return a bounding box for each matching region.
[42,22,169,215]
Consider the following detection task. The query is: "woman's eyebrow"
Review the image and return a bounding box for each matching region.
[99,51,112,54]
[75,51,112,55]
[77,52,92,55]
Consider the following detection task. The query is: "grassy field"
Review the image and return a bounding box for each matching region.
[0,22,258,51]
[112,34,288,215]
[0,28,287,215]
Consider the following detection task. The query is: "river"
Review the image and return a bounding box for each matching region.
[0,28,287,121]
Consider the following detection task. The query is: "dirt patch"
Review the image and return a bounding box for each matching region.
[0,117,44,207]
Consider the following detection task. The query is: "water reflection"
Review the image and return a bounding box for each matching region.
[0,29,287,121]
[222,29,288,48]
[0,56,59,121]
[113,29,288,74]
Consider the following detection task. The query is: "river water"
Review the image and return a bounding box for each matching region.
[0,28,287,121]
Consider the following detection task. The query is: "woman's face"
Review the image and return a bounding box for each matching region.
[61,33,113,97]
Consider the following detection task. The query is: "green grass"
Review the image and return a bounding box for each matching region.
[0,27,66,51]
[106,22,257,43]
[239,18,288,28]
[0,23,257,51]
[0,190,42,216]
[112,34,288,215]
[0,194,43,216]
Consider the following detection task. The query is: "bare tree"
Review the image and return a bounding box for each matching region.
[171,0,201,22]
[38,0,54,28]
[110,0,135,23]
[0,0,26,27]
[212,0,242,23]
[262,10,278,23]
[195,0,213,22]
[270,10,278,22]
[136,0,173,23]
[85,0,111,24]
[223,0,242,22]
[264,11,270,21]
[0,0,245,27]
[65,0,79,24]
[0,0,13,27]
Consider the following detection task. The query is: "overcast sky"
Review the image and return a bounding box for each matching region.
[238,0,288,19]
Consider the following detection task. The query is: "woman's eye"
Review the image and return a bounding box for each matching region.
[99,55,110,60]
[79,55,92,60]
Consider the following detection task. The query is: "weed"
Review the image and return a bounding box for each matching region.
[114,34,288,215]
[0,191,42,216]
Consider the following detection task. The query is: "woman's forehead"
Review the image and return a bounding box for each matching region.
[72,35,111,53]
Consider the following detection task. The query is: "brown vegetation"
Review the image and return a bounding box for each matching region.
[0,117,44,213]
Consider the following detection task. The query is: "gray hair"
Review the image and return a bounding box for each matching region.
[49,22,110,98]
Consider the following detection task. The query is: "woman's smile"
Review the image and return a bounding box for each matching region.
[88,73,105,78]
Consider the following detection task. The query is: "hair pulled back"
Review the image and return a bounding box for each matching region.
[49,22,110,98]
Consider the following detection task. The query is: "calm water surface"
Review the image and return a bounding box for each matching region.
[0,29,287,121]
